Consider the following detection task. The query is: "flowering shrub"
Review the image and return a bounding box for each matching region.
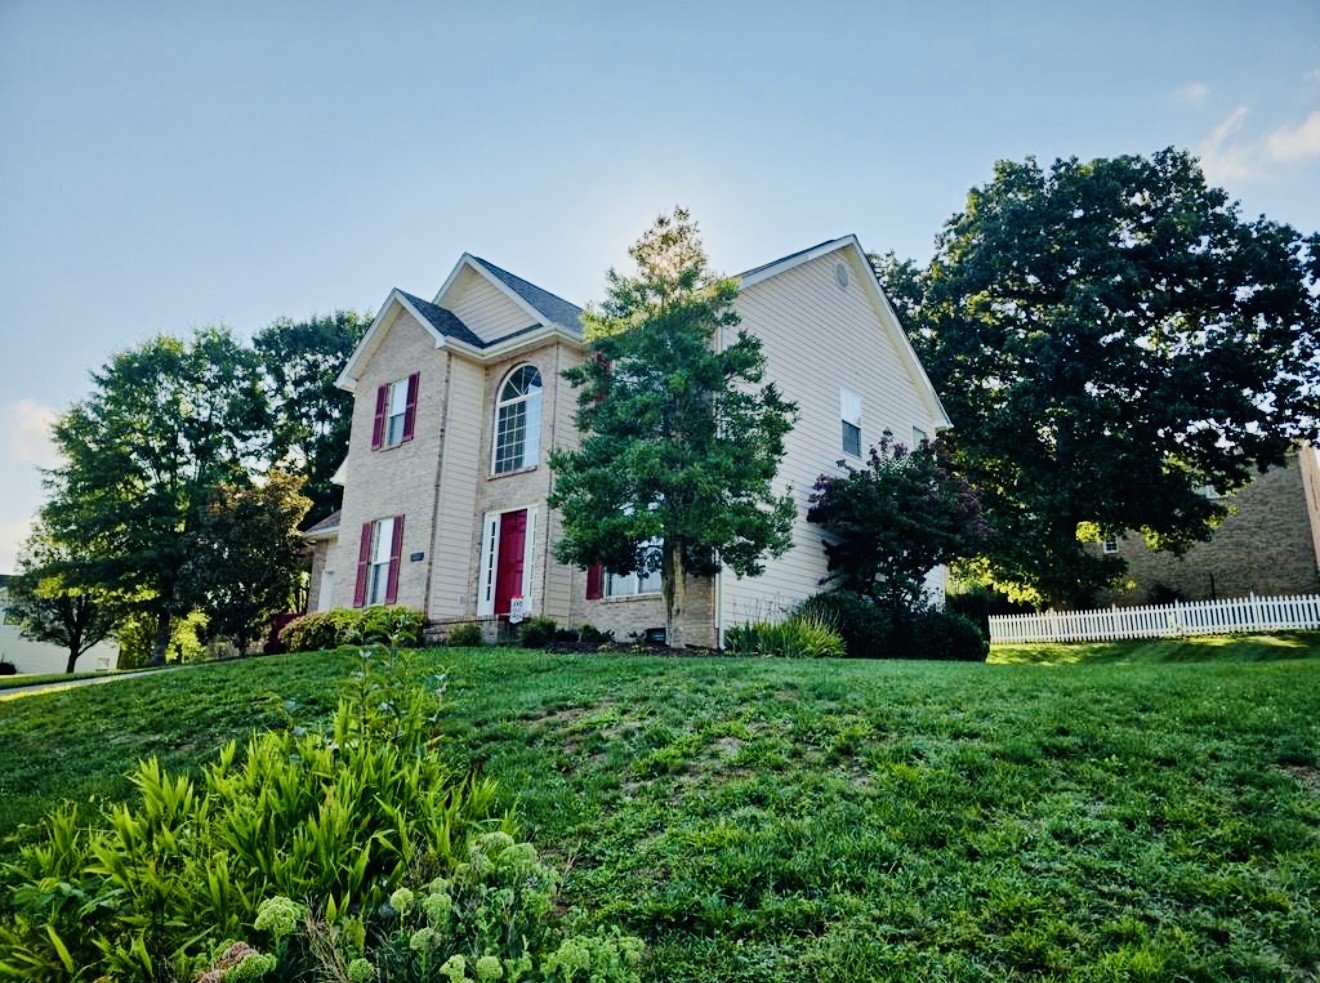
[280,605,425,651]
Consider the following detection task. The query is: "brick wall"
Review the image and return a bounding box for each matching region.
[1102,458,1320,604]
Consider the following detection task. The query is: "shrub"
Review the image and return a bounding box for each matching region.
[446,622,484,647]
[280,606,425,652]
[912,607,989,662]
[798,591,899,660]
[519,616,559,649]
[797,592,988,661]
[577,624,613,645]
[724,612,845,659]
[0,645,508,981]
[0,659,15,676]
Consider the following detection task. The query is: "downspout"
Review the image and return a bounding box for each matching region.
[423,351,454,619]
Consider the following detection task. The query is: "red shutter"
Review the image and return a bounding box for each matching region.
[402,372,420,442]
[385,514,405,604]
[586,562,603,600]
[354,522,373,607]
[371,384,388,450]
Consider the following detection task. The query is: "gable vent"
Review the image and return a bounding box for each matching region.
[834,261,850,289]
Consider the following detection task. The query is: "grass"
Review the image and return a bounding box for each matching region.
[1,643,1317,981]
[0,671,99,691]
[990,631,1320,665]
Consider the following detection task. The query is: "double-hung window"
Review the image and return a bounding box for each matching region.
[605,540,662,598]
[840,388,862,458]
[372,373,419,450]
[493,365,543,473]
[354,515,404,606]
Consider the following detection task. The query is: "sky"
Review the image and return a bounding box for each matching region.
[1,0,1318,570]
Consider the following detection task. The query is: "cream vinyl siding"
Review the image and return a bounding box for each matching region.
[427,355,484,618]
[331,309,447,612]
[443,266,538,342]
[720,249,945,628]
[542,344,583,621]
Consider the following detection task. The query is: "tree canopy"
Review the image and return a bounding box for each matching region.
[875,149,1320,606]
[6,525,123,673]
[807,432,988,615]
[254,311,368,521]
[549,209,798,646]
[42,329,276,662]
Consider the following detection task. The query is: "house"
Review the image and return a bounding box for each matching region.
[0,574,119,674]
[1098,444,1320,604]
[306,236,949,646]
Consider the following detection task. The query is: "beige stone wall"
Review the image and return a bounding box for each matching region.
[1103,458,1320,604]
[575,574,717,647]
[330,308,448,612]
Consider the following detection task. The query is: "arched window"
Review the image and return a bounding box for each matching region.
[493,365,543,473]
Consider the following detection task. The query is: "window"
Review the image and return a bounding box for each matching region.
[1103,539,1119,554]
[354,515,403,607]
[605,541,662,598]
[493,365,543,474]
[372,373,419,450]
[840,388,862,457]
[912,426,928,450]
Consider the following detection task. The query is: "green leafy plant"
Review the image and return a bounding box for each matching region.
[519,616,559,649]
[724,612,844,659]
[280,606,425,652]
[446,622,484,647]
[0,643,505,981]
[577,624,613,645]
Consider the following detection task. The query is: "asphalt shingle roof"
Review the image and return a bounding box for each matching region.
[304,509,342,535]
[470,257,585,335]
[396,291,489,349]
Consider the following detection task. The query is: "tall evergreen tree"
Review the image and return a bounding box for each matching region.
[549,209,797,646]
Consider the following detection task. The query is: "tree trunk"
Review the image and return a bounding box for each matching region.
[663,545,686,649]
[64,647,80,674]
[150,611,172,666]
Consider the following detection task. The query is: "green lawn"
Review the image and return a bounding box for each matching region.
[0,671,100,691]
[989,631,1320,666]
[2,646,1317,981]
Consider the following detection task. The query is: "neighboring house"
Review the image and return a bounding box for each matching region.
[0,574,119,673]
[1098,445,1320,605]
[306,236,949,646]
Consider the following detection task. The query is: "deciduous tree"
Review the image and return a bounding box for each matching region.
[42,329,274,663]
[254,312,368,521]
[6,527,123,673]
[177,471,312,652]
[874,149,1320,606]
[807,432,988,616]
[549,209,797,646]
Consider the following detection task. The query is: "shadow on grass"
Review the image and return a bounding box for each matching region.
[988,631,1320,666]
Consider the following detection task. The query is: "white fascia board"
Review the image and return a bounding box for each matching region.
[445,325,583,363]
[303,525,340,543]
[464,255,564,330]
[739,234,951,430]
[433,254,560,333]
[336,290,449,393]
[737,235,856,290]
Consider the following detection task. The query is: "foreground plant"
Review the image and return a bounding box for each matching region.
[0,636,639,981]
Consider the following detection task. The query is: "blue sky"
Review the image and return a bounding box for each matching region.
[1,0,1318,569]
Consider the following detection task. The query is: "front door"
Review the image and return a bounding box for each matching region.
[493,509,528,615]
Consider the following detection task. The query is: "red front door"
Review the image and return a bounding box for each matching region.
[493,509,528,615]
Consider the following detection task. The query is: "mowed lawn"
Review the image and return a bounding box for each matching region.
[2,644,1317,981]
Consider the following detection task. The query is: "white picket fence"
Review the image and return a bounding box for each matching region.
[988,593,1320,645]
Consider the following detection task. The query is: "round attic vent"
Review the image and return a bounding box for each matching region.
[834,261,850,289]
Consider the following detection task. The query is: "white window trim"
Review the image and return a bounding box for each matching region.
[367,516,395,606]
[605,540,662,598]
[491,364,543,475]
[475,506,538,616]
[840,387,862,458]
[1102,539,1119,554]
